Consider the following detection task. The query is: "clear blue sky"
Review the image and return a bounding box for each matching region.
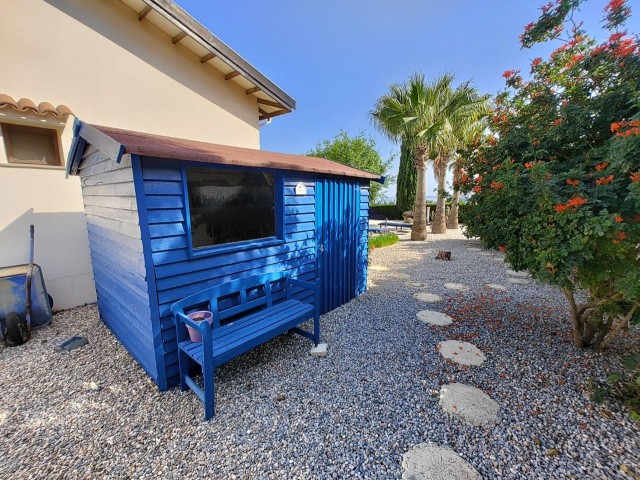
[177,1,639,201]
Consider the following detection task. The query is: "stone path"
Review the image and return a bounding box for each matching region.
[506,269,529,277]
[507,277,529,285]
[443,282,469,292]
[402,444,481,480]
[414,292,443,303]
[437,340,485,366]
[439,383,501,427]
[416,310,453,326]
[388,272,411,279]
[376,245,505,478]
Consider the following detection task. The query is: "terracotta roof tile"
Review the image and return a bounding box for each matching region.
[0,93,73,118]
[90,124,380,181]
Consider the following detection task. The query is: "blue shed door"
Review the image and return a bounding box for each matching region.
[315,179,360,314]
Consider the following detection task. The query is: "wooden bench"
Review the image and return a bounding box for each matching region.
[379,220,413,231]
[368,226,390,236]
[170,273,320,420]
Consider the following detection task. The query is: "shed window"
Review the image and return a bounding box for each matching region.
[1,123,62,166]
[186,167,276,248]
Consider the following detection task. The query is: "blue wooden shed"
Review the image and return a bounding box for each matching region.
[67,122,378,391]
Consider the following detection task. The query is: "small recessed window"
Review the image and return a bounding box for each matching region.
[1,123,62,166]
[186,167,276,249]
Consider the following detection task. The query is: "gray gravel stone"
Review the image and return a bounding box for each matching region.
[0,227,637,479]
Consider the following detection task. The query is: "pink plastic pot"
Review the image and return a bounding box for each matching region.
[186,311,213,342]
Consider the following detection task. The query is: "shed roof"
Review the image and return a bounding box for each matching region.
[68,122,380,181]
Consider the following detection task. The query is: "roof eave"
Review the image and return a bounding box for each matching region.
[142,0,295,111]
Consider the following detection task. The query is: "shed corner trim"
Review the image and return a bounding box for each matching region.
[66,120,126,176]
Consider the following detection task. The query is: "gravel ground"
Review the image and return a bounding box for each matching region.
[0,227,638,479]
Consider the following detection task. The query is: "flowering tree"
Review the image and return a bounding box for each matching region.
[461,0,640,348]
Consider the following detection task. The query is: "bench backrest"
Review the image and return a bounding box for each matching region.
[170,272,291,327]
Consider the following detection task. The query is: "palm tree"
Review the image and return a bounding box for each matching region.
[430,87,490,234]
[371,73,488,240]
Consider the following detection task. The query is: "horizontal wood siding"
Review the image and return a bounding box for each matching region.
[78,150,157,381]
[141,158,317,388]
[357,185,369,295]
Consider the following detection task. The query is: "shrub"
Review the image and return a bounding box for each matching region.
[369,233,399,250]
[460,0,640,349]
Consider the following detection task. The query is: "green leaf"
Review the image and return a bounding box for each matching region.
[608,373,621,384]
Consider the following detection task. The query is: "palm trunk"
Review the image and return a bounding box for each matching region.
[447,190,460,229]
[447,166,461,229]
[411,146,428,241]
[431,163,447,234]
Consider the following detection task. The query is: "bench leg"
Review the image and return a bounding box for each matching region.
[178,350,190,391]
[313,312,320,346]
[203,361,215,421]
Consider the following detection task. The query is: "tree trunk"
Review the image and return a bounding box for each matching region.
[564,289,587,348]
[447,190,460,229]
[431,161,447,234]
[562,288,630,349]
[447,167,461,229]
[411,146,428,241]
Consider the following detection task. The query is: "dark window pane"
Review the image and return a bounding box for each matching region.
[186,167,276,248]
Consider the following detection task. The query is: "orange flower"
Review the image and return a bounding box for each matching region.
[555,204,568,212]
[615,215,623,223]
[532,57,542,68]
[502,69,519,79]
[566,196,588,207]
[630,171,640,183]
[595,161,609,171]
[460,174,469,184]
[491,181,504,190]
[566,179,580,186]
[612,231,626,244]
[498,245,507,253]
[473,185,482,193]
[525,162,535,169]
[596,175,614,185]
[553,118,564,126]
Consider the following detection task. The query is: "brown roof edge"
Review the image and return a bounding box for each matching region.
[143,0,295,111]
[75,124,379,181]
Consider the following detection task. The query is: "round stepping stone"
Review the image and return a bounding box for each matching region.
[406,281,428,288]
[485,283,507,291]
[439,383,501,427]
[402,443,481,480]
[443,282,469,292]
[388,272,411,279]
[507,277,530,285]
[369,265,389,271]
[413,292,443,303]
[416,310,453,326]
[438,340,485,366]
[506,269,529,277]
[466,247,481,251]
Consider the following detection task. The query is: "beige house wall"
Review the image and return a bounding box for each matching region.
[0,0,262,309]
